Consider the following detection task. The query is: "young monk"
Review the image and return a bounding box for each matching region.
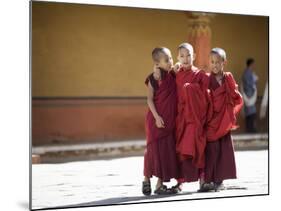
[142,47,179,195]
[171,43,210,193]
[200,48,243,192]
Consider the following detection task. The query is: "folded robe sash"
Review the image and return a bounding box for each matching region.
[175,67,210,168]
[206,72,243,142]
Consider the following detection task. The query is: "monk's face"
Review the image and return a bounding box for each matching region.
[209,53,226,74]
[177,48,194,69]
[156,50,173,71]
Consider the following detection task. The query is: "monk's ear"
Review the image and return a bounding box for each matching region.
[193,53,196,61]
[223,59,227,66]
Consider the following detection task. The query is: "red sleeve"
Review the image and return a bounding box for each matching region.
[225,72,243,114]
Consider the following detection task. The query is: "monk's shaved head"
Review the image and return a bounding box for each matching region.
[178,43,194,54]
[210,47,227,61]
[152,47,170,62]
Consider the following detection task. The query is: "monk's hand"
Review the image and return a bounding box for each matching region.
[155,115,165,128]
[183,82,191,88]
[173,62,182,72]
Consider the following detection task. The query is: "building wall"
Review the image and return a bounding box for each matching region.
[32,2,189,97]
[32,98,146,145]
[32,2,268,145]
[211,13,268,95]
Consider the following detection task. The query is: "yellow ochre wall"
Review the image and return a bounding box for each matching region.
[32,2,268,97]
[32,2,188,97]
[32,2,268,145]
[211,14,268,95]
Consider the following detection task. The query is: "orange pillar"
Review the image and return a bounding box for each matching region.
[187,13,213,71]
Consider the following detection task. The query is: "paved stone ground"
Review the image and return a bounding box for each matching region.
[32,150,268,210]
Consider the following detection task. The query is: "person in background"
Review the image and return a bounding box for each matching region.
[241,58,258,133]
[259,81,268,119]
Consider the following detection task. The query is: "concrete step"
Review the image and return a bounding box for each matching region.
[32,154,41,164]
[32,133,268,163]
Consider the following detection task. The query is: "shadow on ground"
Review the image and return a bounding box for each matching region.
[33,185,249,210]
[48,191,197,209]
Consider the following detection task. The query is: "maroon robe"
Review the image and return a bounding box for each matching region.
[206,72,243,141]
[143,69,179,182]
[175,66,210,182]
[204,72,243,183]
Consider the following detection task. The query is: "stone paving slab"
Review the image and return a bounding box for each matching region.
[32,150,268,210]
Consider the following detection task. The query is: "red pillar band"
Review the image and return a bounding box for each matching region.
[187,13,213,71]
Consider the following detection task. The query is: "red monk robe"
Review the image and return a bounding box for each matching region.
[143,69,179,182]
[175,66,210,182]
[204,72,243,183]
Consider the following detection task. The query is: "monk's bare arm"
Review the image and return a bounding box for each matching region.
[147,81,165,128]
[147,81,159,119]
